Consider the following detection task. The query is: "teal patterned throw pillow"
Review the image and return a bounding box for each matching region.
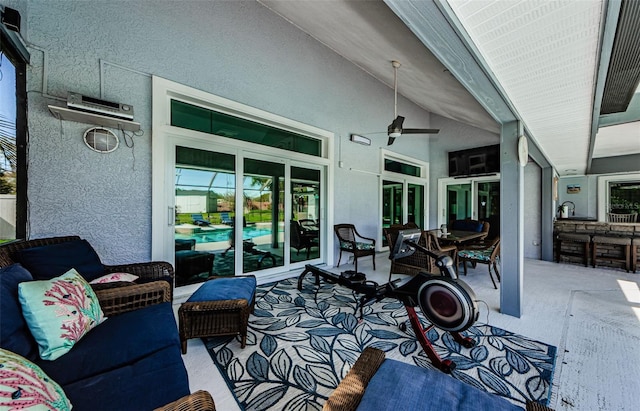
[0,348,72,410]
[18,269,105,361]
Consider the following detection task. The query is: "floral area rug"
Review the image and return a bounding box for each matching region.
[205,276,557,411]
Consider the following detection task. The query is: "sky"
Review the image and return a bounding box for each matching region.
[0,52,17,127]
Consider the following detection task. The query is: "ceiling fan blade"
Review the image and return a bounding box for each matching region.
[401,128,440,134]
[387,135,396,146]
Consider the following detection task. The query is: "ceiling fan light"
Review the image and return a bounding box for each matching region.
[388,131,401,138]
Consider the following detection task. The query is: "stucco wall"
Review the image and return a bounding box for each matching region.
[20,0,441,264]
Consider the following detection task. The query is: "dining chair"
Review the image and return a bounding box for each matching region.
[334,224,376,273]
[384,224,434,282]
[458,238,501,289]
[425,230,459,274]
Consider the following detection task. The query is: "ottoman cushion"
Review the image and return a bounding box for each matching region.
[188,276,256,303]
[357,359,522,411]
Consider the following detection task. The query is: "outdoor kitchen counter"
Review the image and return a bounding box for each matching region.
[554,220,640,236]
[554,220,640,270]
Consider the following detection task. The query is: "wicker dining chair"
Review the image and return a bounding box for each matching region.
[334,224,376,273]
[458,238,501,289]
[425,229,459,273]
[384,224,435,282]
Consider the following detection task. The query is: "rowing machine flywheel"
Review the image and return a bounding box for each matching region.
[418,277,478,332]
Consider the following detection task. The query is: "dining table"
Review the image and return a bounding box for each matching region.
[436,230,486,247]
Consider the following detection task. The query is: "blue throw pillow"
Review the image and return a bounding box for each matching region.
[14,239,104,282]
[0,264,38,360]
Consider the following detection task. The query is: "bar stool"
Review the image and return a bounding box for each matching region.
[591,235,632,272]
[632,237,639,273]
[556,233,591,266]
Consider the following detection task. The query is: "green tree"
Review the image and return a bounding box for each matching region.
[0,115,17,194]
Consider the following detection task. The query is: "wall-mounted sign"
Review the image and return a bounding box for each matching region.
[567,184,581,194]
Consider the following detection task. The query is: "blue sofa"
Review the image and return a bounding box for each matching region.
[0,238,190,410]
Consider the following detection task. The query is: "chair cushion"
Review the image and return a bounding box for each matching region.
[340,241,375,251]
[13,239,105,282]
[187,276,256,303]
[18,269,105,361]
[0,264,38,360]
[459,248,494,262]
[35,302,180,386]
[0,348,72,411]
[356,359,522,411]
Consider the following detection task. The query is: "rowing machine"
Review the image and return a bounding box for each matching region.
[297,229,478,373]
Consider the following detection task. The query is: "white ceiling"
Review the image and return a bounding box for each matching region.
[258,0,640,176]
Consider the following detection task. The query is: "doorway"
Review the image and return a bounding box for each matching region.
[438,176,500,230]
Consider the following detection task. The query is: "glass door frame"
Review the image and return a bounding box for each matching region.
[437,175,501,227]
[379,150,429,249]
[151,77,333,283]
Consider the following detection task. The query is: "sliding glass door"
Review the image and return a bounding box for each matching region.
[172,145,323,286]
[381,180,426,246]
[291,166,321,263]
[438,176,500,228]
[242,158,284,273]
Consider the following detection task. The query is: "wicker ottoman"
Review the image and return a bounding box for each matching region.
[178,275,256,354]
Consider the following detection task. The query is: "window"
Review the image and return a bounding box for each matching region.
[597,173,640,221]
[0,31,28,241]
[170,100,322,156]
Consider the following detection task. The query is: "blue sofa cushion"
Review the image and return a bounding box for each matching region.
[60,344,189,411]
[14,239,105,282]
[451,220,484,232]
[188,276,256,303]
[35,302,180,386]
[356,359,523,411]
[0,263,38,360]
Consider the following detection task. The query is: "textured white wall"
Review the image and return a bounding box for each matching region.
[524,163,542,259]
[21,0,437,264]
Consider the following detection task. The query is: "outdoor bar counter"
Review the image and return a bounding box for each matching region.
[554,219,640,271]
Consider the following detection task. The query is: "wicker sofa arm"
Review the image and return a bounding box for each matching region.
[154,390,216,411]
[323,347,385,411]
[104,260,174,282]
[95,280,171,317]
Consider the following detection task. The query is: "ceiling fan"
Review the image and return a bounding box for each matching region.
[387,60,439,146]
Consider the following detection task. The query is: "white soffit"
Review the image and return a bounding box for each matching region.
[447,0,605,175]
[258,0,498,134]
[593,121,640,158]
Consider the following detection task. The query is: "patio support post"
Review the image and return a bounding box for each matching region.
[499,120,524,317]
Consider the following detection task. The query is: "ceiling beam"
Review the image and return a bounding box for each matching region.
[590,153,640,174]
[385,0,552,169]
[384,0,515,124]
[588,0,623,173]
